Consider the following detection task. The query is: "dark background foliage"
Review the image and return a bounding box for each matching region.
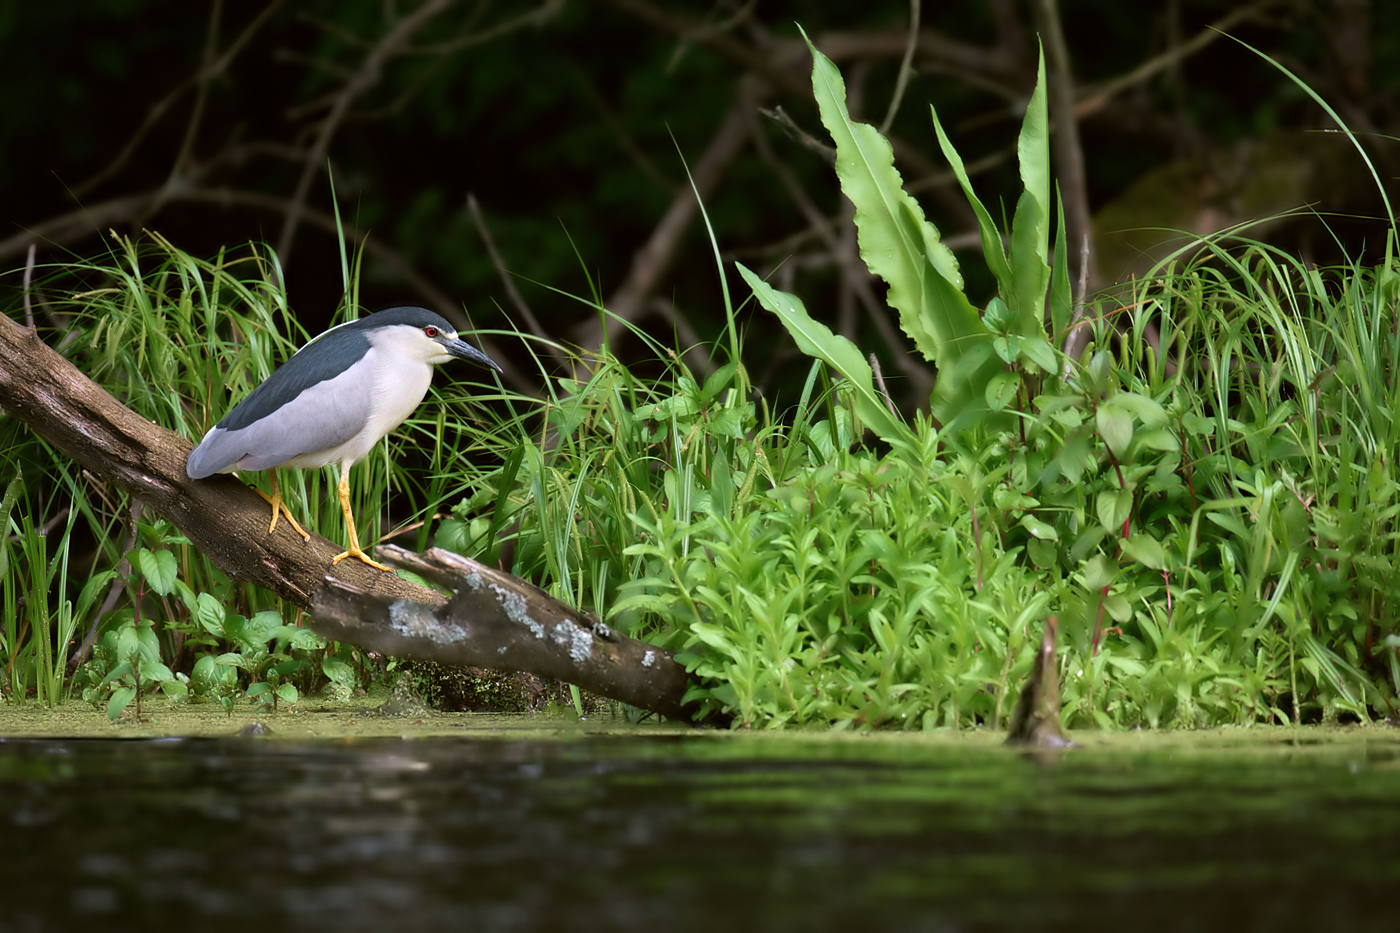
[3,0,1397,407]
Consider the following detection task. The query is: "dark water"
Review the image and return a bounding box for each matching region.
[2,731,1399,931]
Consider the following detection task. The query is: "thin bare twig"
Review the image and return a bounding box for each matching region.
[1075,0,1283,117]
[878,0,921,135]
[572,88,757,354]
[1032,0,1096,293]
[276,0,455,267]
[467,193,570,374]
[72,0,287,200]
[22,244,36,329]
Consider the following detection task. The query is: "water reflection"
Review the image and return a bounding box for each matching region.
[1,732,1398,930]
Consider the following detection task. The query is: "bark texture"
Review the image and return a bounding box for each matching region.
[313,546,697,722]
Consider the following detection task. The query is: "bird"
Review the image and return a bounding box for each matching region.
[187,305,502,571]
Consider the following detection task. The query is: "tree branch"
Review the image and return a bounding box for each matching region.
[276,0,455,267]
[312,545,699,722]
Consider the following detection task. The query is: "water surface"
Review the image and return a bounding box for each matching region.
[2,725,1398,931]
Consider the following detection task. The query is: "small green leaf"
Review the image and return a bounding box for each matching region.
[985,371,1021,411]
[107,687,136,721]
[1097,488,1133,533]
[1082,554,1119,591]
[1020,336,1057,373]
[1019,514,1058,540]
[1133,427,1178,452]
[1113,392,1168,425]
[135,548,178,596]
[1120,533,1166,570]
[984,296,1015,332]
[992,335,1021,364]
[1103,593,1132,623]
[1027,538,1057,569]
[1097,403,1133,459]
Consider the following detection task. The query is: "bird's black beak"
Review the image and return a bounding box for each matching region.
[446,338,503,374]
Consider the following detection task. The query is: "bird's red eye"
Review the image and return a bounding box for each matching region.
[424,326,439,337]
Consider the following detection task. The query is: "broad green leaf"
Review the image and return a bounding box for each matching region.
[1097,488,1133,534]
[1019,514,1058,540]
[806,32,977,355]
[1103,593,1132,623]
[1082,553,1119,591]
[1097,402,1134,459]
[107,687,136,721]
[195,592,225,637]
[738,263,909,445]
[1113,392,1168,425]
[1021,335,1057,373]
[985,371,1020,411]
[1060,423,1093,484]
[1121,533,1166,570]
[135,548,177,596]
[1133,427,1178,452]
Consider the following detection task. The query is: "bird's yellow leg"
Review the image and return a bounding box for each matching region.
[330,469,392,572]
[254,472,310,542]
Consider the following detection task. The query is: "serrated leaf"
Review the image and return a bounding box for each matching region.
[1097,403,1133,459]
[807,31,973,354]
[738,263,909,446]
[803,30,1000,430]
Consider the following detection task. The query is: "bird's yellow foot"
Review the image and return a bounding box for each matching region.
[253,486,311,541]
[331,546,394,573]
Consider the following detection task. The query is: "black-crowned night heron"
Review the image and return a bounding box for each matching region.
[187,305,501,571]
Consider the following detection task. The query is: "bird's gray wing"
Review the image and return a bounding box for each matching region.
[187,364,371,476]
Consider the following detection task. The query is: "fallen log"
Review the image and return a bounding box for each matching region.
[312,545,698,722]
[0,312,698,721]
